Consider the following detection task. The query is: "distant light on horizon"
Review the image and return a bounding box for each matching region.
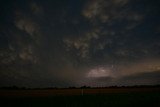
[87,67,112,78]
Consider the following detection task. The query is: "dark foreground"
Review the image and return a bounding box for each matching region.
[0,88,160,107]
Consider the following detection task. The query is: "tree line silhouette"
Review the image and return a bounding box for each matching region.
[0,85,160,90]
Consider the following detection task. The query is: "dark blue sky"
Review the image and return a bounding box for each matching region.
[0,0,160,87]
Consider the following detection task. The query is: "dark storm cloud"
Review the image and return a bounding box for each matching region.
[69,0,147,63]
[0,0,160,87]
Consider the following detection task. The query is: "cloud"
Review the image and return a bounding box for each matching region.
[19,45,37,63]
[0,50,17,65]
[113,0,129,5]
[0,2,44,81]
[12,9,43,64]
[117,59,160,77]
[82,0,103,19]
[63,37,90,58]
[82,0,144,25]
[82,58,160,86]
[30,2,43,15]
[79,0,147,62]
[0,0,159,87]
[14,15,37,36]
[63,29,101,58]
[14,5,43,45]
[90,71,160,86]
[86,66,114,78]
[117,71,160,85]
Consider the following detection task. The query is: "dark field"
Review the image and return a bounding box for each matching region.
[0,88,160,107]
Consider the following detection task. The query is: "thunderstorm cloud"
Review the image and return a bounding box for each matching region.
[0,0,160,87]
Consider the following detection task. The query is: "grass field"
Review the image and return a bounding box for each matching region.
[0,88,160,107]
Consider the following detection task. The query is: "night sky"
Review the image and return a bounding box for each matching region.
[0,0,160,88]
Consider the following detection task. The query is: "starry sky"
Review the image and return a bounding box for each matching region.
[0,0,160,88]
